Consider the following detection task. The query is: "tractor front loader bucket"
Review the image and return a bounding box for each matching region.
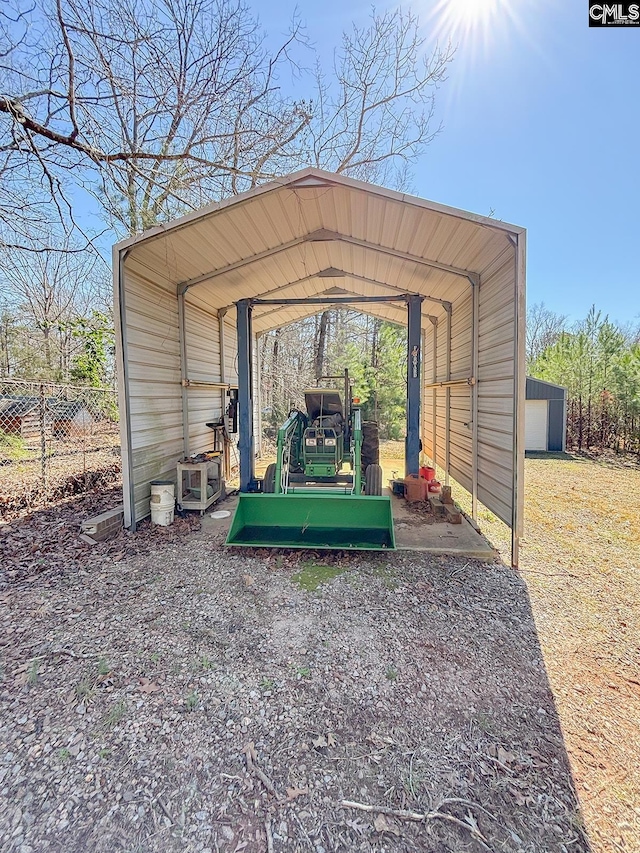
[226,493,395,550]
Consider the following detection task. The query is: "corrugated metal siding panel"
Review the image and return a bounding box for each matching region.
[184,291,224,457]
[477,252,516,526]
[225,318,239,446]
[434,288,473,493]
[422,321,436,460]
[449,291,472,378]
[224,318,238,384]
[123,266,183,523]
[185,298,221,383]
[423,315,452,468]
[449,383,473,492]
[188,392,223,455]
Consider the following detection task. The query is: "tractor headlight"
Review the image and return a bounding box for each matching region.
[305,438,317,446]
[325,438,336,446]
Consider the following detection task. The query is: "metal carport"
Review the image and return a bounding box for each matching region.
[113,168,526,564]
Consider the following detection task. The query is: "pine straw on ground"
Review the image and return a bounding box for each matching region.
[2,493,587,853]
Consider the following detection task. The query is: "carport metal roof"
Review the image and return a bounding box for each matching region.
[114,167,526,565]
[115,168,522,330]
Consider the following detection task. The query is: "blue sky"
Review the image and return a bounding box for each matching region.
[252,0,639,326]
[76,0,638,327]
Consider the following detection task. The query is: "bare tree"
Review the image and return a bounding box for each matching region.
[1,244,105,376]
[310,9,453,188]
[1,0,453,238]
[526,302,567,370]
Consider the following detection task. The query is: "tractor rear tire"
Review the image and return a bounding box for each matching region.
[361,421,380,470]
[364,463,383,496]
[263,463,276,493]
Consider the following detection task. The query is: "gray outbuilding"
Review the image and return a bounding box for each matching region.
[113,168,526,564]
[525,377,567,452]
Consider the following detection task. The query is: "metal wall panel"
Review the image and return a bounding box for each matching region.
[120,266,234,525]
[477,251,516,526]
[421,287,474,498]
[548,399,565,451]
[120,266,183,524]
[184,295,225,457]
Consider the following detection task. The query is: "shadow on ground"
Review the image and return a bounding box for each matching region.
[0,512,593,852]
[525,451,575,461]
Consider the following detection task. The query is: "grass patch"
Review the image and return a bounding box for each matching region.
[104,699,127,728]
[0,432,30,462]
[27,659,40,686]
[75,677,94,702]
[185,690,199,711]
[291,560,345,591]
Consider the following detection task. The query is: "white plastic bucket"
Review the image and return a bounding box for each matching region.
[150,480,175,526]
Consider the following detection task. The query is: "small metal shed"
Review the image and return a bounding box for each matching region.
[525,377,567,452]
[113,168,526,564]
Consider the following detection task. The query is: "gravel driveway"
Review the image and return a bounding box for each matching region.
[1,505,589,852]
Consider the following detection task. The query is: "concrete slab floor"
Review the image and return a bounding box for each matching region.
[201,489,497,561]
[389,492,496,559]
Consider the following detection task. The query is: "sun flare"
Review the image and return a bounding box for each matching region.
[431,0,510,41]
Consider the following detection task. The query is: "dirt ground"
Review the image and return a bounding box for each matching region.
[0,450,638,852]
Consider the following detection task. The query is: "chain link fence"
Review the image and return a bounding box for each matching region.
[0,379,121,516]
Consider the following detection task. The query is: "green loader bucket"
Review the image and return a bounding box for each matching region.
[226,493,395,550]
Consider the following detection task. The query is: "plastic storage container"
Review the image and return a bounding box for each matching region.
[150,480,175,526]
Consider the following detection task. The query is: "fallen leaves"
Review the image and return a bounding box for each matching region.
[286,787,308,801]
[0,456,121,518]
[0,485,202,584]
[311,732,337,752]
[373,813,402,836]
[496,745,517,767]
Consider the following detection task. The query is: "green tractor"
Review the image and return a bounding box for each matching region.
[226,375,395,550]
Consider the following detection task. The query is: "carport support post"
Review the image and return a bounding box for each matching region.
[406,294,424,477]
[236,299,255,492]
